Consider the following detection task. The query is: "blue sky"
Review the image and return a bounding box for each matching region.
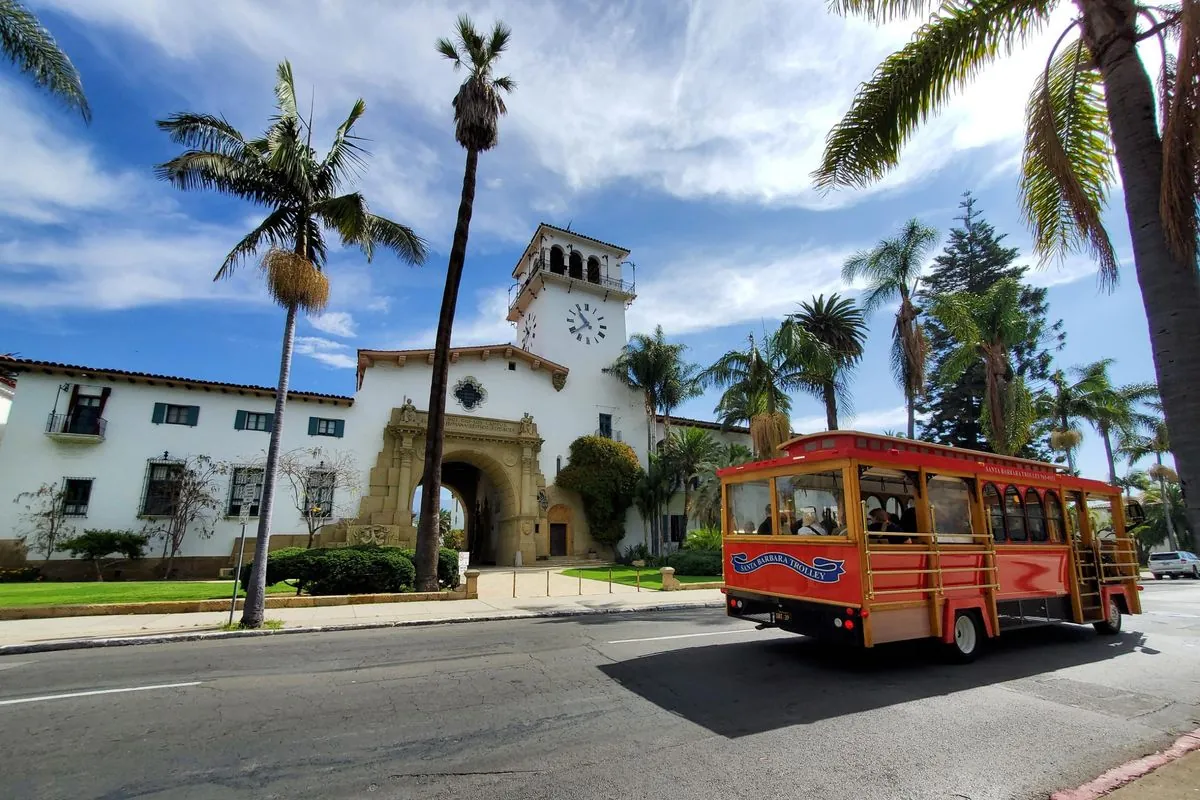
[0,1,1161,483]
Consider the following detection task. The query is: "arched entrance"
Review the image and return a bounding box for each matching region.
[332,401,548,566]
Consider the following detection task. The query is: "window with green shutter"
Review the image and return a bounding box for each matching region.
[236,411,273,432]
[309,417,343,438]
[153,403,199,426]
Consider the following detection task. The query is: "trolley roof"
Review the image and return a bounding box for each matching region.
[717,431,1117,493]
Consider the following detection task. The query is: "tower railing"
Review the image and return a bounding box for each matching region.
[509,254,635,311]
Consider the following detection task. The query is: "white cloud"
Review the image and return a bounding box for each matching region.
[0,79,143,223]
[0,226,263,310]
[391,288,516,349]
[38,0,1082,212]
[628,244,855,337]
[308,311,357,338]
[294,336,356,369]
[792,405,908,434]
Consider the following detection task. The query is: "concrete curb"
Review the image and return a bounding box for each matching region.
[1051,727,1200,800]
[0,600,727,656]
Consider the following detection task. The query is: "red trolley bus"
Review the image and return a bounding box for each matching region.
[719,431,1143,661]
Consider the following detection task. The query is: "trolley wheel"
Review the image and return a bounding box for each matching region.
[947,610,984,663]
[1093,597,1122,636]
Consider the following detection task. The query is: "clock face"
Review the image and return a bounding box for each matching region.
[566,302,606,345]
[520,312,537,349]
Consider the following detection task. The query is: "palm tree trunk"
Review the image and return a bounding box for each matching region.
[1100,423,1118,485]
[417,148,479,588]
[241,301,297,628]
[823,384,838,430]
[1081,0,1200,544]
[1157,452,1180,551]
[905,388,916,439]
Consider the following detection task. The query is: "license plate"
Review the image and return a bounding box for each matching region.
[774,610,791,622]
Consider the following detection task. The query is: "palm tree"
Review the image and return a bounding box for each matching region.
[815,0,1200,549]
[1038,369,1089,473]
[1120,401,1179,550]
[930,277,1035,456]
[690,442,754,528]
[415,16,515,590]
[155,61,427,627]
[663,427,723,528]
[789,293,868,430]
[633,452,681,552]
[842,218,938,438]
[1,0,89,121]
[606,325,696,462]
[702,326,823,457]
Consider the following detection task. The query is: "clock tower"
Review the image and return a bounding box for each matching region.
[508,224,635,372]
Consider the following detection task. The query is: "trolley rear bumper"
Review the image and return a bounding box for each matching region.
[726,589,865,645]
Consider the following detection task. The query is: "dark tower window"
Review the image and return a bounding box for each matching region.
[549,246,565,275]
[568,251,583,280]
[586,256,601,284]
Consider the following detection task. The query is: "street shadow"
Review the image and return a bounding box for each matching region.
[599,625,1148,738]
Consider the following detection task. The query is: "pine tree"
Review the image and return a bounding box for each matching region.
[918,193,1064,460]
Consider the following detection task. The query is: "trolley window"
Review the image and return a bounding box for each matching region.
[775,470,847,536]
[1045,491,1065,542]
[983,483,1005,541]
[1004,486,1027,542]
[728,480,772,536]
[1025,488,1048,543]
[927,475,974,543]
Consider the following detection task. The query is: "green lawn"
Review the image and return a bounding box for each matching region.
[561,566,722,590]
[0,581,295,608]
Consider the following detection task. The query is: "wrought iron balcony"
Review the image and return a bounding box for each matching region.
[509,255,636,311]
[46,412,106,441]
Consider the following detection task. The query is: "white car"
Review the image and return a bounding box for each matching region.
[1148,551,1200,579]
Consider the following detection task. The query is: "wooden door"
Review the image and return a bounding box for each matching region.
[550,523,568,557]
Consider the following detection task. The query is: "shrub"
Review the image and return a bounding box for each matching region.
[239,546,311,593]
[442,528,467,551]
[557,436,643,554]
[683,527,722,552]
[305,548,415,596]
[666,548,723,577]
[398,547,460,588]
[57,529,149,581]
[618,543,653,566]
[0,566,41,583]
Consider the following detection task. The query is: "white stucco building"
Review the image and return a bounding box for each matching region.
[0,225,750,577]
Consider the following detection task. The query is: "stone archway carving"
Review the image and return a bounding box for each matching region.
[327,401,547,566]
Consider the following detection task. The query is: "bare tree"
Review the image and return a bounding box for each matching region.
[13,482,74,564]
[276,447,360,548]
[141,454,225,578]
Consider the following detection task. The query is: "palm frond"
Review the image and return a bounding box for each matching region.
[827,0,943,22]
[314,98,368,193]
[435,36,462,68]
[155,113,248,157]
[814,0,1054,190]
[274,59,300,121]
[487,19,512,60]
[216,207,296,280]
[0,0,90,121]
[1020,35,1120,287]
[1160,0,1200,263]
[153,151,279,206]
[364,214,428,266]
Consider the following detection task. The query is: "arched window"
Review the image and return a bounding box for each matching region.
[1004,486,1027,541]
[568,251,584,279]
[983,483,1005,541]
[549,246,565,275]
[1025,488,1047,542]
[586,256,601,284]
[1045,491,1065,542]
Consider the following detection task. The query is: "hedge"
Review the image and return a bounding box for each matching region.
[666,548,722,577]
[0,566,41,583]
[239,546,416,595]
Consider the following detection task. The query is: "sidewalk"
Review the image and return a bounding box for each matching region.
[0,588,726,655]
[1054,730,1200,800]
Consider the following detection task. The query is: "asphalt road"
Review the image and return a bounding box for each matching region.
[1,582,1198,800]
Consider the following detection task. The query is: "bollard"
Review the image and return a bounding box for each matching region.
[660,566,681,591]
[513,569,517,598]
[631,559,645,593]
[465,569,480,599]
[546,568,550,597]
[578,569,582,595]
[608,565,613,594]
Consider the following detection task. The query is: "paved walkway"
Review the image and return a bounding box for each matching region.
[1106,750,1200,799]
[0,587,724,650]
